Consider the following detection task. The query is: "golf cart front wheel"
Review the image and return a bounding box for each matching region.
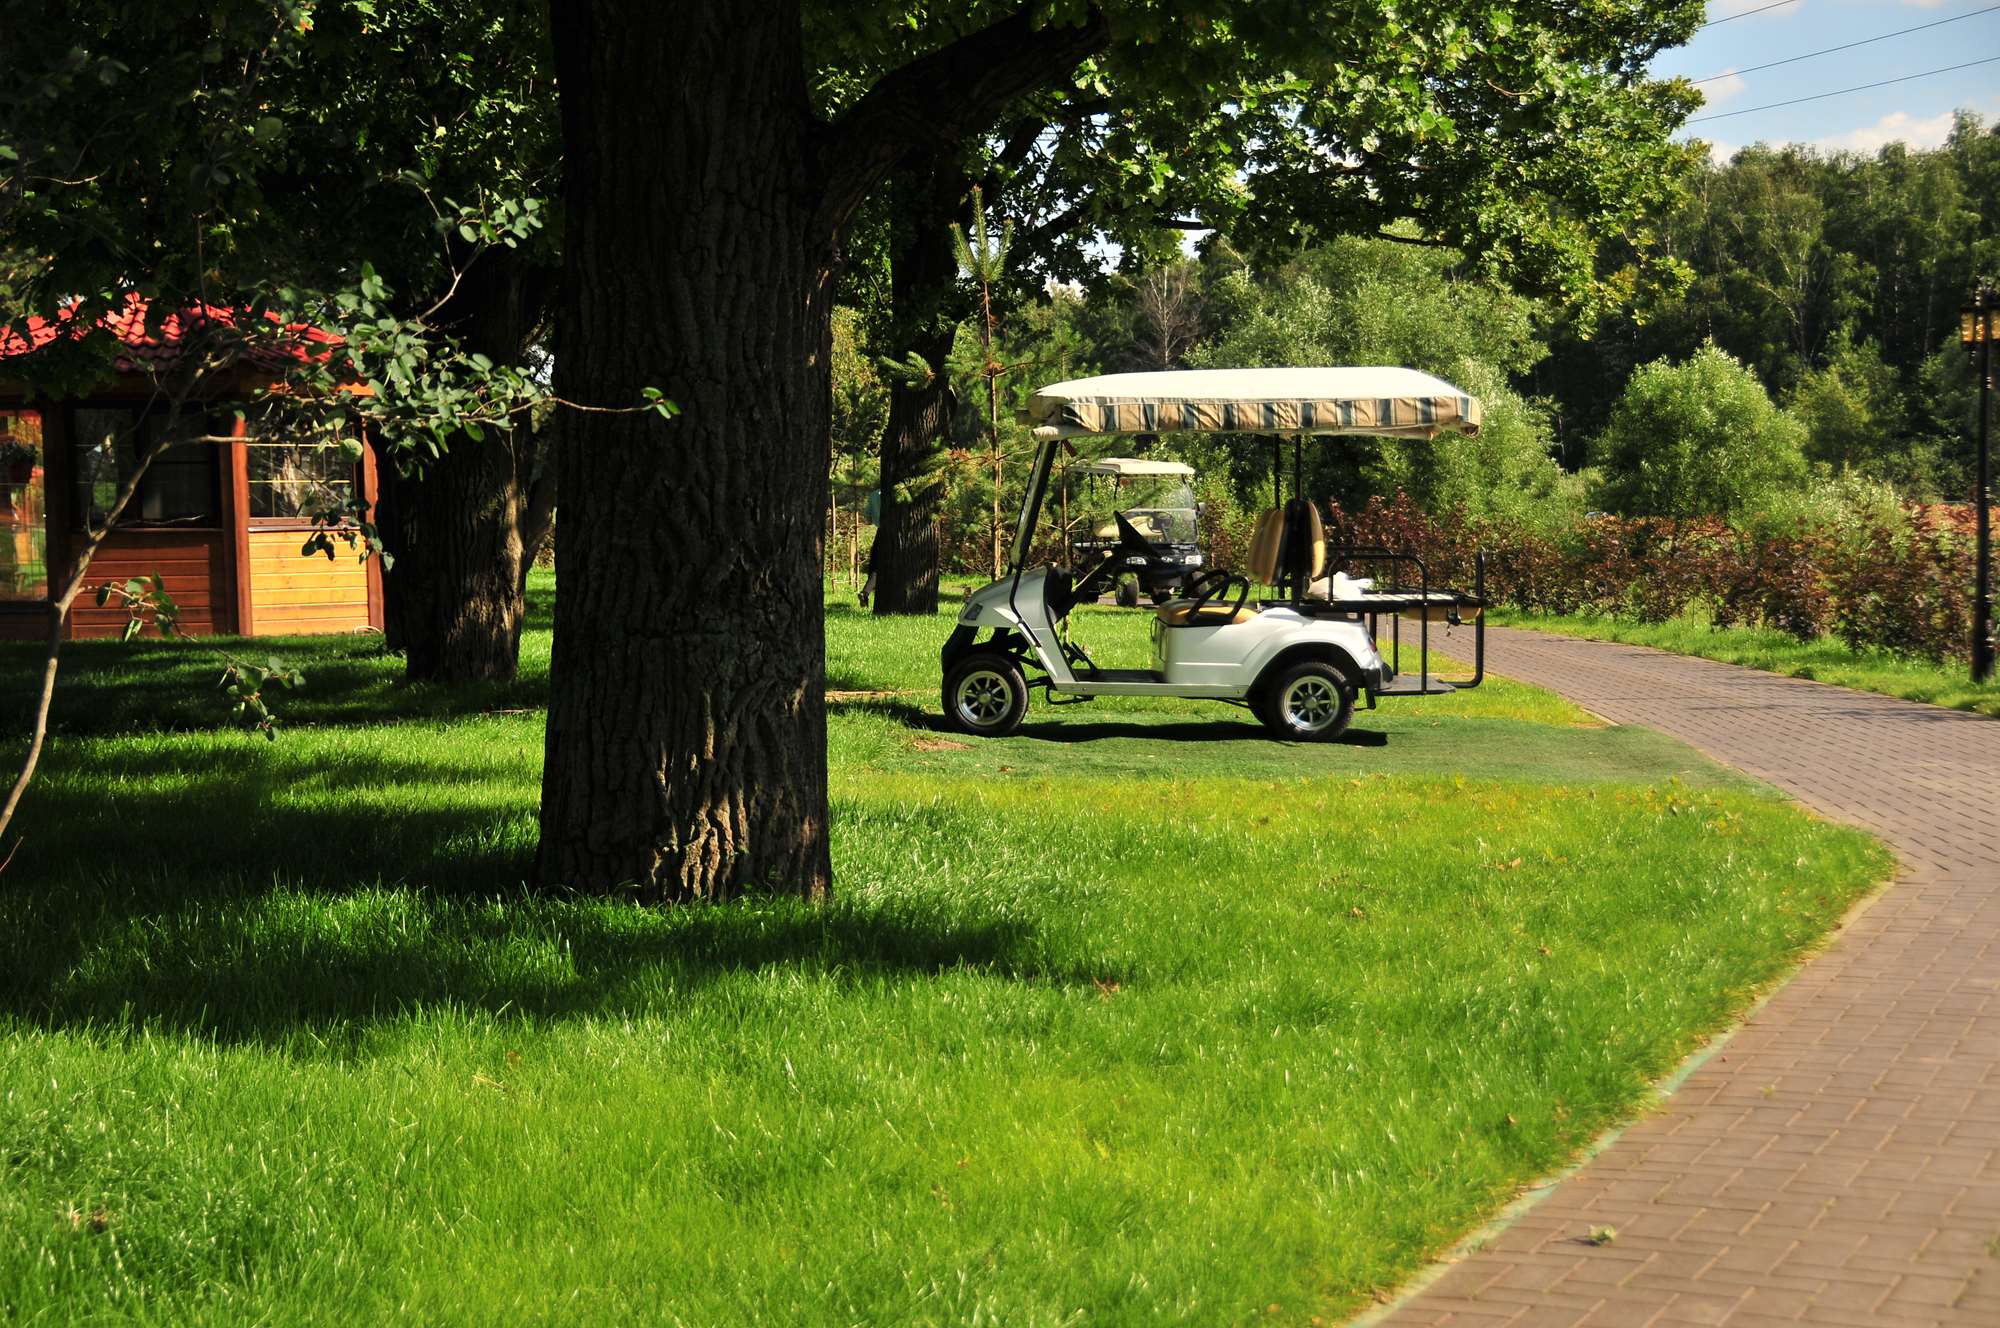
[1261,661,1354,742]
[1115,578,1140,608]
[943,652,1029,737]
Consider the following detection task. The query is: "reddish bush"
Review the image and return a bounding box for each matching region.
[1316,491,1981,663]
[1826,504,1975,662]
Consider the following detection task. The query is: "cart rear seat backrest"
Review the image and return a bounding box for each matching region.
[1285,500,1327,584]
[1247,507,1285,584]
[1248,503,1328,588]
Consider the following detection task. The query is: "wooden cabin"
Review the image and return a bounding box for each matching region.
[0,304,382,641]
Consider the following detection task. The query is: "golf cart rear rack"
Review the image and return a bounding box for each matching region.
[1309,546,1487,697]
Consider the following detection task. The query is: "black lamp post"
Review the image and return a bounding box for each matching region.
[1964,282,1995,684]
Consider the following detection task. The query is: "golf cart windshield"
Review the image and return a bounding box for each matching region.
[1070,458,1197,547]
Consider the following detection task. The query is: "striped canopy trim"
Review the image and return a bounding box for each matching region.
[1022,368,1481,440]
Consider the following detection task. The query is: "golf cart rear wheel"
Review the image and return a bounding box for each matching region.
[1149,587,1174,605]
[943,652,1029,737]
[1115,578,1140,608]
[1261,661,1355,742]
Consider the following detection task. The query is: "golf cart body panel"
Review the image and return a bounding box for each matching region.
[941,367,1487,740]
[950,567,1388,699]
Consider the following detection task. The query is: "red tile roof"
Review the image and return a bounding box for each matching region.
[0,296,344,374]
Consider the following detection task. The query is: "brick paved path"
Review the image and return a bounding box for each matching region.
[1378,628,2000,1328]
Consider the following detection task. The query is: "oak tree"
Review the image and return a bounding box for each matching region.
[542,0,1704,898]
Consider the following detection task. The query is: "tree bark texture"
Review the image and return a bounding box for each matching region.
[542,0,833,899]
[542,0,1110,899]
[377,247,554,683]
[374,430,537,682]
[871,156,966,617]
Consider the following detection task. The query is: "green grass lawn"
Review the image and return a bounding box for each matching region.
[0,574,1890,1325]
[1492,607,2000,719]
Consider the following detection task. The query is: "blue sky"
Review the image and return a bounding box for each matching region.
[1655,0,2000,161]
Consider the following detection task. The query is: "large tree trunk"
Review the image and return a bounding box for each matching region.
[871,156,967,617]
[540,0,1108,899]
[377,248,554,683]
[540,0,833,899]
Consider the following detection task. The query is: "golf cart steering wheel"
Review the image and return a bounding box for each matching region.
[1180,567,1250,624]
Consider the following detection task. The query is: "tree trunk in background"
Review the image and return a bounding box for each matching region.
[871,156,966,616]
[377,246,554,683]
[541,0,833,898]
[374,429,539,682]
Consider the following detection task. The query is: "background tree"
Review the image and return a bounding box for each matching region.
[828,305,887,590]
[863,0,1706,615]
[862,149,969,616]
[1788,337,1927,488]
[1537,114,2000,495]
[1,0,565,686]
[1188,234,1576,524]
[1593,343,1808,521]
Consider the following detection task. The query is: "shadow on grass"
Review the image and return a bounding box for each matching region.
[0,633,552,737]
[1015,718,1390,747]
[1,752,1087,1049]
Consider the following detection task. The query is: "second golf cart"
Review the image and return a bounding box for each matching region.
[941,367,1488,742]
[1065,457,1205,606]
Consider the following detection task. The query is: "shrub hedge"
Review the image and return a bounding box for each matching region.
[1324,491,1982,664]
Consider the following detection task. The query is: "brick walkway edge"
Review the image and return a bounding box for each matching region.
[1374,627,2000,1328]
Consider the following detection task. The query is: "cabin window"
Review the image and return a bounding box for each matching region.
[71,406,220,529]
[0,408,47,602]
[245,436,357,521]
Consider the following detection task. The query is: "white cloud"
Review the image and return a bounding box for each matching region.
[1705,138,1741,165]
[1708,0,1801,17]
[1700,71,1747,109]
[1811,109,1959,153]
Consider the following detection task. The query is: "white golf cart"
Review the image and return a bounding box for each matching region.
[940,367,1488,742]
[1064,457,1204,606]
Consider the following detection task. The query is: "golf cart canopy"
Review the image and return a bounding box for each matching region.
[1021,367,1482,440]
[1074,457,1195,479]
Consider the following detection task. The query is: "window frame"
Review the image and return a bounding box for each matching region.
[240,433,363,530]
[68,402,224,532]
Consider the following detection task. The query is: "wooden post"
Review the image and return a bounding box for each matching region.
[220,411,252,635]
[359,428,385,632]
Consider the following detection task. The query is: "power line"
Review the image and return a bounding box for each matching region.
[1687,54,2000,122]
[1693,3,2000,84]
[1699,0,1802,30]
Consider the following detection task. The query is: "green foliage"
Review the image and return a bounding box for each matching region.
[217,656,304,740]
[1374,363,1585,533]
[831,307,889,460]
[1186,235,1576,527]
[1538,116,2000,494]
[1787,337,1938,491]
[1593,344,1808,520]
[93,575,180,643]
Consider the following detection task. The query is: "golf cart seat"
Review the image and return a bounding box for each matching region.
[1247,501,1326,590]
[1154,599,1257,626]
